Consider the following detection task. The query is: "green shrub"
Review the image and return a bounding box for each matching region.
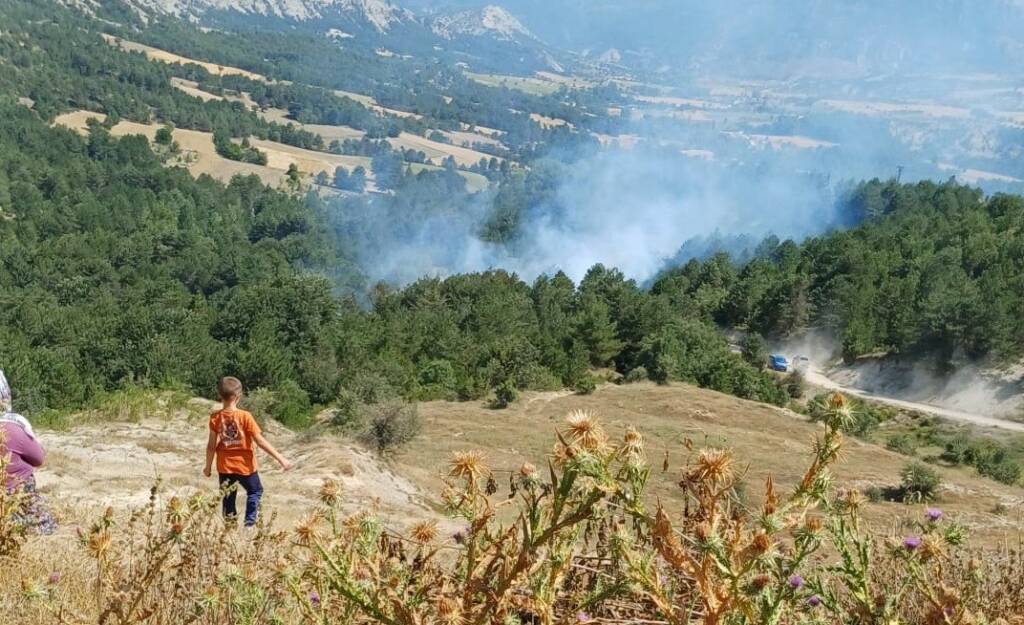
[573,374,597,395]
[900,462,941,503]
[272,381,313,429]
[330,388,362,430]
[241,388,276,426]
[885,434,916,456]
[782,371,805,399]
[524,366,563,392]
[359,400,420,454]
[491,380,518,409]
[977,458,1021,485]
[242,382,313,429]
[864,485,884,503]
[348,370,398,405]
[623,366,648,384]
[740,332,769,370]
[940,435,971,465]
[416,360,458,401]
[154,124,174,145]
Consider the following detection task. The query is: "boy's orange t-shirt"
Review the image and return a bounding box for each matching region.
[209,409,261,475]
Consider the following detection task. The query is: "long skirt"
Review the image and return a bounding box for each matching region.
[12,475,56,535]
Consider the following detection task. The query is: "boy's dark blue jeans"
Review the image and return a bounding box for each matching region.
[219,472,263,526]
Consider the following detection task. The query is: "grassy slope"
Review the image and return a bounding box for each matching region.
[398,382,1024,543]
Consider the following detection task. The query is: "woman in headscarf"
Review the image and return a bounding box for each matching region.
[0,370,55,534]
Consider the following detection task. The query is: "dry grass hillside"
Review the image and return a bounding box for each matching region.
[8,383,1024,623]
[399,383,1024,543]
[22,382,1024,546]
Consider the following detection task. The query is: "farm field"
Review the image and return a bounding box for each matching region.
[102,34,269,81]
[169,81,504,172]
[52,110,376,190]
[464,71,565,95]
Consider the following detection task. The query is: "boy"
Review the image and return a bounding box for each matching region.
[204,376,292,527]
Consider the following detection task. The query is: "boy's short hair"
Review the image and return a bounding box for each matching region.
[217,376,243,400]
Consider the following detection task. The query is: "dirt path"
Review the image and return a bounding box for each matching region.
[804,366,1024,433]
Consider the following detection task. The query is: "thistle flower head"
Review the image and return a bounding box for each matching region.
[319,479,341,506]
[620,426,645,462]
[518,462,537,480]
[293,511,325,547]
[410,520,439,544]
[926,508,943,522]
[903,535,922,551]
[825,392,855,430]
[807,595,822,608]
[435,597,462,625]
[688,448,735,486]
[448,450,490,485]
[788,574,804,589]
[564,410,608,451]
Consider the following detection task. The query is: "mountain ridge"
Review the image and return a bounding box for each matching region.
[431,4,533,42]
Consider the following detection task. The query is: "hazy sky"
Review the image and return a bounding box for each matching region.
[409,0,1024,77]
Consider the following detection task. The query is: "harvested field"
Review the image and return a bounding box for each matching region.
[333,89,423,119]
[169,77,224,102]
[53,110,374,190]
[165,80,504,168]
[529,113,572,128]
[103,34,269,81]
[439,128,505,149]
[407,162,490,192]
[388,131,503,167]
[465,72,563,96]
[816,98,971,119]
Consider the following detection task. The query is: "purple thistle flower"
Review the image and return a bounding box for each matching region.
[807,595,822,608]
[903,536,922,551]
[577,613,592,623]
[788,574,804,589]
[452,530,467,545]
[925,508,943,522]
[47,571,61,585]
[309,591,321,608]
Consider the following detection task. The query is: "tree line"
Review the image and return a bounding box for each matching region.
[653,179,1024,368]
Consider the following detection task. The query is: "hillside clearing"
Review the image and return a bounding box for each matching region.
[465,72,563,96]
[102,34,269,82]
[529,113,572,128]
[333,89,423,119]
[171,80,505,170]
[52,110,376,190]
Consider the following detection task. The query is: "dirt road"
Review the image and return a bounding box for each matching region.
[803,366,1024,433]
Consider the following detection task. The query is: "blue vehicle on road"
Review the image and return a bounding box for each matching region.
[769,354,789,372]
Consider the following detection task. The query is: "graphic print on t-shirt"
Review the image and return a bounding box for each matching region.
[220,416,243,448]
